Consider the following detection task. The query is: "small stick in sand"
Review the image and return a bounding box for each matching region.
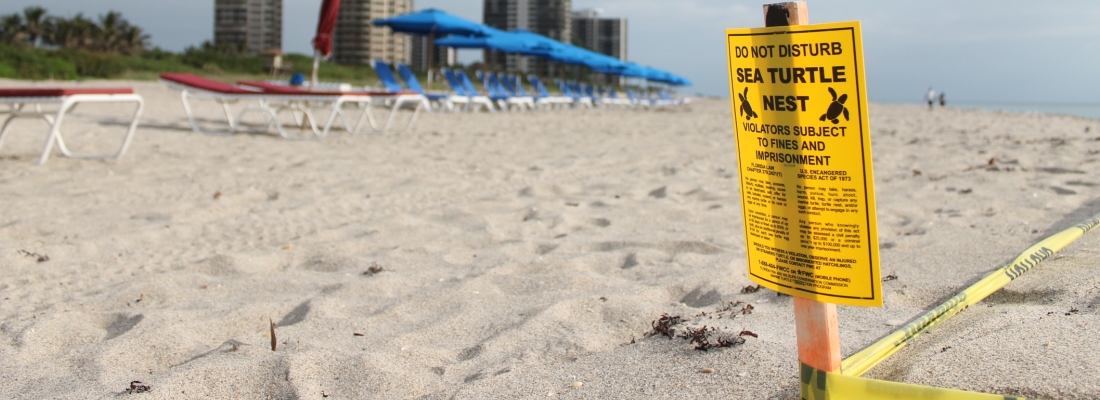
[270,319,277,351]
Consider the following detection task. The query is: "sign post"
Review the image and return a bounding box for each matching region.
[726,1,881,375]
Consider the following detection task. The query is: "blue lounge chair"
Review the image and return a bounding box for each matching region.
[625,88,652,109]
[582,84,602,108]
[526,75,571,108]
[559,80,593,108]
[367,60,432,130]
[603,87,634,108]
[486,72,534,111]
[497,74,536,111]
[393,62,458,112]
[475,70,510,110]
[457,70,499,112]
[442,68,493,112]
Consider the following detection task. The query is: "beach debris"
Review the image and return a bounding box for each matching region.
[572,381,583,388]
[269,319,277,351]
[282,244,293,250]
[565,202,579,207]
[688,326,751,351]
[940,346,952,353]
[959,188,972,194]
[1065,308,1079,316]
[125,381,151,394]
[363,262,384,276]
[646,304,758,351]
[882,274,898,282]
[322,391,329,398]
[698,368,716,374]
[885,320,905,327]
[740,284,762,294]
[212,191,222,200]
[17,249,49,263]
[353,332,364,336]
[648,186,667,198]
[648,314,682,338]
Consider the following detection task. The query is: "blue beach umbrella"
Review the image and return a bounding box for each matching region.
[371,8,491,36]
[373,9,493,88]
[433,27,539,53]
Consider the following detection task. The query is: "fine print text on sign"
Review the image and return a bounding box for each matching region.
[725,21,882,307]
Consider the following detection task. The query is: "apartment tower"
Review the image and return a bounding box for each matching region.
[571,9,626,61]
[214,0,283,54]
[483,0,571,76]
[332,0,414,66]
[410,36,455,72]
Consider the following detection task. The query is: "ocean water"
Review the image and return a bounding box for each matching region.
[890,101,1100,120]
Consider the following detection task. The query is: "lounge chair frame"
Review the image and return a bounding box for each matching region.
[239,80,430,134]
[0,91,144,165]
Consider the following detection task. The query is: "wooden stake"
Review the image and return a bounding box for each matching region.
[763,1,809,27]
[762,0,842,373]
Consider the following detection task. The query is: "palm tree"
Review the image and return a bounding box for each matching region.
[0,13,25,45]
[96,11,124,53]
[21,6,47,47]
[118,24,149,55]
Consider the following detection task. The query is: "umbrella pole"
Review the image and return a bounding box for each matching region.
[311,50,321,91]
[427,28,435,91]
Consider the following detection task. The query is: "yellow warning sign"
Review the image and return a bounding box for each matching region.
[725,21,881,307]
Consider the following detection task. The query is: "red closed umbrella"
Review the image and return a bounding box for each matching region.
[311,0,341,89]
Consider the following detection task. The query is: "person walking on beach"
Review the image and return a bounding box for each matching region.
[925,87,936,110]
[938,92,946,107]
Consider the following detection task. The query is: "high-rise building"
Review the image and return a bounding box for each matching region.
[214,0,282,54]
[483,0,571,76]
[571,9,627,61]
[410,36,455,72]
[332,0,414,66]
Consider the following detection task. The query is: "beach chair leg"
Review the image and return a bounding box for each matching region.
[404,98,428,130]
[322,99,349,137]
[0,113,19,153]
[352,103,377,133]
[43,95,144,162]
[36,99,77,165]
[272,103,321,140]
[180,91,238,135]
[382,101,402,132]
[112,97,145,159]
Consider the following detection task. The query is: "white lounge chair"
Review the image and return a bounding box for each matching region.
[161,73,414,138]
[0,87,144,165]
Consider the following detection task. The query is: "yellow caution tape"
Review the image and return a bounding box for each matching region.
[801,363,1022,399]
[841,212,1100,377]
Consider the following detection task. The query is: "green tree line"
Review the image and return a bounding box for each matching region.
[0,7,378,85]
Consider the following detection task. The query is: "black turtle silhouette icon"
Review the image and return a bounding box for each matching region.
[738,87,759,120]
[819,87,849,124]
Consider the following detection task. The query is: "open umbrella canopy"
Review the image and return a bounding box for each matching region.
[435,29,567,58]
[372,8,491,36]
[433,27,532,52]
[418,14,692,86]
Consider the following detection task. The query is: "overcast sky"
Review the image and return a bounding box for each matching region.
[2,1,1099,103]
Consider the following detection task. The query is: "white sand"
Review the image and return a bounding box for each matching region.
[0,80,1097,399]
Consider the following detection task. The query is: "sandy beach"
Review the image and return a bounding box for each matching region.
[0,79,1097,399]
